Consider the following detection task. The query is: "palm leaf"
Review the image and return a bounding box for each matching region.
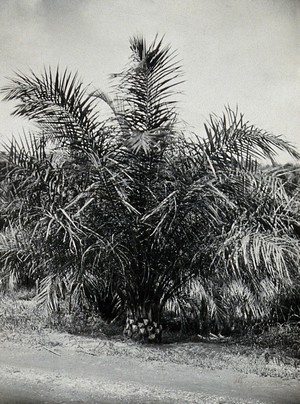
[1,67,105,153]
[202,107,300,169]
[112,35,183,154]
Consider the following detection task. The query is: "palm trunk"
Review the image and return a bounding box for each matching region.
[123,304,163,343]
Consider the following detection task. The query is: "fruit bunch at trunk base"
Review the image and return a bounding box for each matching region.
[123,314,163,343]
[123,317,163,343]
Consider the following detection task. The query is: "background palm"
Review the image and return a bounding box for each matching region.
[1,36,299,341]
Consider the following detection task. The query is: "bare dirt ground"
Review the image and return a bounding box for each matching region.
[0,333,300,404]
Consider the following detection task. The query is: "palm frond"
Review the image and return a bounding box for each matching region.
[3,132,49,170]
[202,107,300,169]
[35,274,66,311]
[1,67,104,153]
[112,35,183,154]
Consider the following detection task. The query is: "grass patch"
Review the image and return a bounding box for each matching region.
[0,291,47,333]
[0,290,122,338]
[235,322,300,359]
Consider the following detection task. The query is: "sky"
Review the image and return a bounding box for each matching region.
[0,0,299,163]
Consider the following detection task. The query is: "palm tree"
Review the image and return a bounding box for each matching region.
[1,36,300,342]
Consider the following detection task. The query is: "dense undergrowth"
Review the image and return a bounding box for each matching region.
[0,289,299,364]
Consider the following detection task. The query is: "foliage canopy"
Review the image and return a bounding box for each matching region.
[1,36,300,341]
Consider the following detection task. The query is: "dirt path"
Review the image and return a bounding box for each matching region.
[0,341,299,404]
